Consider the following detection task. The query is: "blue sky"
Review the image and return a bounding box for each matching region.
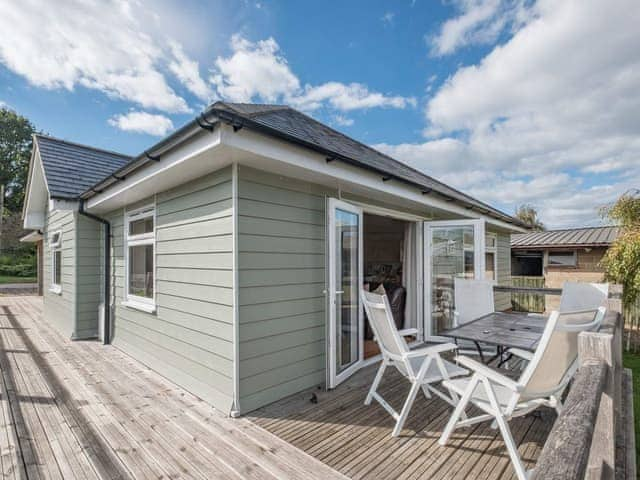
[1,0,639,227]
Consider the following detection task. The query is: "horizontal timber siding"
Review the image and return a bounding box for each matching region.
[42,208,76,338]
[75,214,102,339]
[108,167,235,413]
[495,231,511,311]
[237,166,328,413]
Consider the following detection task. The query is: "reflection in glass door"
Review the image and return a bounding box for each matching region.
[328,199,363,387]
[425,220,484,337]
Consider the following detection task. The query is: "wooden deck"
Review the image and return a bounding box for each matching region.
[0,296,346,479]
[248,360,556,479]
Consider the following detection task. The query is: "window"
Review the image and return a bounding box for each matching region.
[124,206,155,312]
[50,231,62,293]
[485,233,498,280]
[548,250,577,267]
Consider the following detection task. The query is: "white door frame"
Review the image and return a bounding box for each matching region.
[423,219,485,341]
[327,198,364,388]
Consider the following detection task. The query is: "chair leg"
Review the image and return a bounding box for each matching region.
[439,375,478,446]
[493,411,528,480]
[392,380,421,437]
[481,379,528,480]
[365,360,387,406]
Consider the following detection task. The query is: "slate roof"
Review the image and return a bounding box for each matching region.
[210,102,523,226]
[36,102,523,228]
[35,134,131,199]
[511,226,620,249]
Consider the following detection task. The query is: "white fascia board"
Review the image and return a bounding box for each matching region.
[23,212,45,230]
[85,127,224,213]
[22,145,49,229]
[220,125,523,232]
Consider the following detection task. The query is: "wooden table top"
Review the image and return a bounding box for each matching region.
[439,311,547,351]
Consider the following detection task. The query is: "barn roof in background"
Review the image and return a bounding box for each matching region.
[511,226,620,249]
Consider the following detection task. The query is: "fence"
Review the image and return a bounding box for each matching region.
[509,275,545,313]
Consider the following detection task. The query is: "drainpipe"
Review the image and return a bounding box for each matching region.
[78,200,111,345]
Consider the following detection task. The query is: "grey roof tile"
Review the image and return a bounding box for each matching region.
[511,226,620,248]
[212,102,522,226]
[35,134,131,199]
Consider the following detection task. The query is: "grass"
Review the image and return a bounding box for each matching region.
[0,276,36,284]
[623,351,640,470]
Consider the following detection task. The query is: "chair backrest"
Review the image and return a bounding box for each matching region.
[559,282,609,312]
[361,290,409,359]
[519,306,606,398]
[454,278,495,325]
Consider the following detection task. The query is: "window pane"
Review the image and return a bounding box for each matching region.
[485,252,496,280]
[464,250,474,277]
[485,235,496,249]
[548,252,576,266]
[129,217,154,236]
[54,250,61,285]
[128,245,154,298]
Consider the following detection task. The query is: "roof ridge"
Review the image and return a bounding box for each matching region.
[34,133,132,159]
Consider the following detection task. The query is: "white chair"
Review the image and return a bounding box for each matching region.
[559,281,609,312]
[438,306,607,480]
[362,290,468,437]
[453,278,497,358]
[508,281,609,363]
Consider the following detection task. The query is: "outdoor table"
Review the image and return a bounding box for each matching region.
[438,311,547,365]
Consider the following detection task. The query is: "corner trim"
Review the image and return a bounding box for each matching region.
[230,162,241,417]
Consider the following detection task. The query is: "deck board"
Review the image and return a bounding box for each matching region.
[0,296,346,480]
[248,357,555,479]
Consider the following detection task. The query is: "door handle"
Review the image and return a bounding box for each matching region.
[335,290,344,294]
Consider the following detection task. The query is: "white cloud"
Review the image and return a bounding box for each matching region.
[210,35,416,112]
[168,41,214,102]
[108,111,174,136]
[382,12,395,26]
[293,82,416,111]
[380,0,640,228]
[0,0,205,113]
[430,0,534,56]
[333,115,354,127]
[211,35,300,103]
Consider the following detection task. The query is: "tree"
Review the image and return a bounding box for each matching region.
[515,204,545,231]
[600,189,640,305]
[0,108,35,212]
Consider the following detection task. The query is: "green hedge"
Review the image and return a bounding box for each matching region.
[0,264,36,277]
[0,247,36,277]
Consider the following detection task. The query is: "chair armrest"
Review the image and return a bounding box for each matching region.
[456,356,523,392]
[404,342,458,358]
[507,348,534,361]
[398,328,418,337]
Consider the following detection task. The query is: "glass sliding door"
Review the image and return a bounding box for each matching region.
[328,199,364,387]
[424,220,484,338]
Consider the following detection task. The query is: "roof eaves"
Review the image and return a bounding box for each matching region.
[209,105,528,229]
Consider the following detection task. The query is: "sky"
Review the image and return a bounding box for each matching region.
[1,0,639,228]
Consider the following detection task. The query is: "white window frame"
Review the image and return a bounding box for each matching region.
[50,231,62,294]
[123,204,156,313]
[485,232,498,281]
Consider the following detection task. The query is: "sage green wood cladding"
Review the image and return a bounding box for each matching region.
[495,231,512,311]
[75,214,102,339]
[107,167,235,414]
[42,208,76,337]
[42,206,103,340]
[237,166,329,413]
